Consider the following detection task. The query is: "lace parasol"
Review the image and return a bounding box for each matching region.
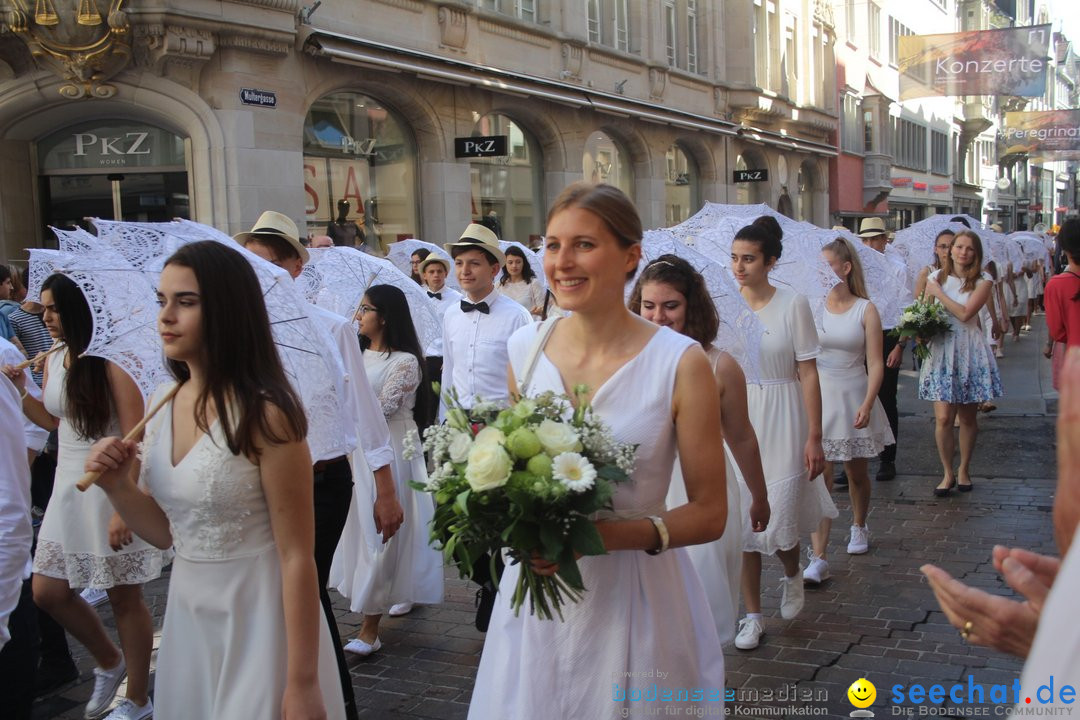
[298,246,443,353]
[830,228,912,329]
[385,239,461,290]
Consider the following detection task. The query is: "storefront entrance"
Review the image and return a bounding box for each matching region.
[37,121,190,237]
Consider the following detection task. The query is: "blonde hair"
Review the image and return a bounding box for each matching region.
[937,229,984,293]
[823,236,869,300]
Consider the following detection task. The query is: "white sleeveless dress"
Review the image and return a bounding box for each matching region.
[329,350,444,613]
[818,298,894,461]
[468,324,725,719]
[742,288,837,555]
[33,350,166,589]
[141,385,346,719]
[665,345,743,646]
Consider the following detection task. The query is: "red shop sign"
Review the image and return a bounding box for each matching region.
[891,177,913,187]
[913,182,928,191]
[931,184,951,192]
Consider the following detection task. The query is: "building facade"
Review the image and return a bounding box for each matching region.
[0,0,843,261]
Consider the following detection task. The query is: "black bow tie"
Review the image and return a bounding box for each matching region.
[427,291,442,300]
[460,300,490,314]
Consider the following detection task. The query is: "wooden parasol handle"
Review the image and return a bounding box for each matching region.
[13,343,64,372]
[77,384,181,492]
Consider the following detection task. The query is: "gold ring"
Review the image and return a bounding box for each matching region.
[960,620,973,641]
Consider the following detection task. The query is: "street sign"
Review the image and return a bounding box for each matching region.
[733,169,768,183]
[240,88,277,108]
[455,135,508,158]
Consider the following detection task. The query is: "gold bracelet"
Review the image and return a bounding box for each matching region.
[645,515,669,556]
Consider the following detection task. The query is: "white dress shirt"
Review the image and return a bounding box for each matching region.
[0,337,48,454]
[441,287,531,410]
[0,374,32,650]
[305,302,394,469]
[423,284,463,358]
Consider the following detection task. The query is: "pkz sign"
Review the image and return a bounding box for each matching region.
[733,169,768,183]
[455,135,508,159]
[240,88,277,108]
[38,122,186,172]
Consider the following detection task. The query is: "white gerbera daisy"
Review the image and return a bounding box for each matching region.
[552,452,597,493]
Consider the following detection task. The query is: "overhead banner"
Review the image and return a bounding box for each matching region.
[999,110,1080,161]
[898,25,1051,100]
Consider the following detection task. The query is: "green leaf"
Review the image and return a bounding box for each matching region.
[568,516,606,556]
[454,489,471,517]
[539,522,565,560]
[555,552,585,591]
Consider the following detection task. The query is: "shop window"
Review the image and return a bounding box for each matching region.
[469,113,544,245]
[303,92,419,252]
[735,152,768,206]
[584,130,633,197]
[664,144,699,224]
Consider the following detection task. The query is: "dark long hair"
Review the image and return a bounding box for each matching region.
[410,248,430,284]
[42,273,113,439]
[734,216,784,262]
[163,241,307,458]
[627,255,719,347]
[500,245,536,285]
[359,284,429,428]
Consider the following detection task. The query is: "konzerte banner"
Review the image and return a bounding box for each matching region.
[898,25,1051,100]
[999,110,1080,161]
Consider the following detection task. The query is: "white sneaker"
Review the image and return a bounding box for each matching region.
[803,553,831,585]
[102,698,153,720]
[734,616,764,650]
[847,525,870,555]
[84,658,126,719]
[81,587,109,608]
[388,602,414,617]
[780,571,805,619]
[343,637,382,656]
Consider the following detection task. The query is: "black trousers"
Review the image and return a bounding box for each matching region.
[0,580,39,719]
[30,450,75,677]
[878,331,900,463]
[423,356,443,430]
[313,457,358,720]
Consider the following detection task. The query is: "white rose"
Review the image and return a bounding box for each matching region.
[535,419,582,456]
[901,311,916,324]
[465,443,513,492]
[448,431,473,464]
[474,426,507,447]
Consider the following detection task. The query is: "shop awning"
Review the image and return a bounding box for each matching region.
[303,30,750,140]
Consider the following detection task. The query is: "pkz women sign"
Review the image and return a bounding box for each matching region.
[898,25,1051,100]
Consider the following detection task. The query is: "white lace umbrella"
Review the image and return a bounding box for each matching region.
[77,219,352,461]
[1010,232,1051,265]
[499,240,547,288]
[630,230,764,383]
[672,206,841,328]
[31,230,171,399]
[385,238,461,290]
[298,246,443,353]
[830,228,912,329]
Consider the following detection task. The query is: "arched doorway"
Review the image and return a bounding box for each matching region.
[303,91,419,252]
[735,151,769,205]
[664,143,700,224]
[469,113,543,245]
[797,160,818,224]
[583,130,633,196]
[38,120,190,234]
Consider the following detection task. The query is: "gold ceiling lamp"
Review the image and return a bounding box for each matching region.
[34,0,59,26]
[76,0,102,26]
[8,1,131,98]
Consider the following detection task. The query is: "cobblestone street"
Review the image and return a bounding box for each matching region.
[34,324,1059,720]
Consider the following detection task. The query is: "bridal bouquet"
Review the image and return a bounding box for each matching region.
[891,295,953,361]
[418,385,636,620]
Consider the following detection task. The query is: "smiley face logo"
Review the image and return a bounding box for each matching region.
[847,678,877,709]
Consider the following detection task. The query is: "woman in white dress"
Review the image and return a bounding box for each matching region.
[629,255,770,645]
[499,245,545,320]
[1006,246,1030,342]
[340,284,443,656]
[84,241,346,720]
[4,273,164,720]
[805,238,894,583]
[469,183,728,718]
[730,216,836,651]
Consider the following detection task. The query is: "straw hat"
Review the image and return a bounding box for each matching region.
[857,217,888,238]
[419,255,451,274]
[234,210,309,263]
[445,223,505,265]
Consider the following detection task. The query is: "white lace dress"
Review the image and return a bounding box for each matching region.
[665,345,743,645]
[330,351,443,614]
[500,279,545,320]
[742,288,837,555]
[141,385,346,719]
[818,299,894,462]
[469,324,725,719]
[33,350,166,589]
